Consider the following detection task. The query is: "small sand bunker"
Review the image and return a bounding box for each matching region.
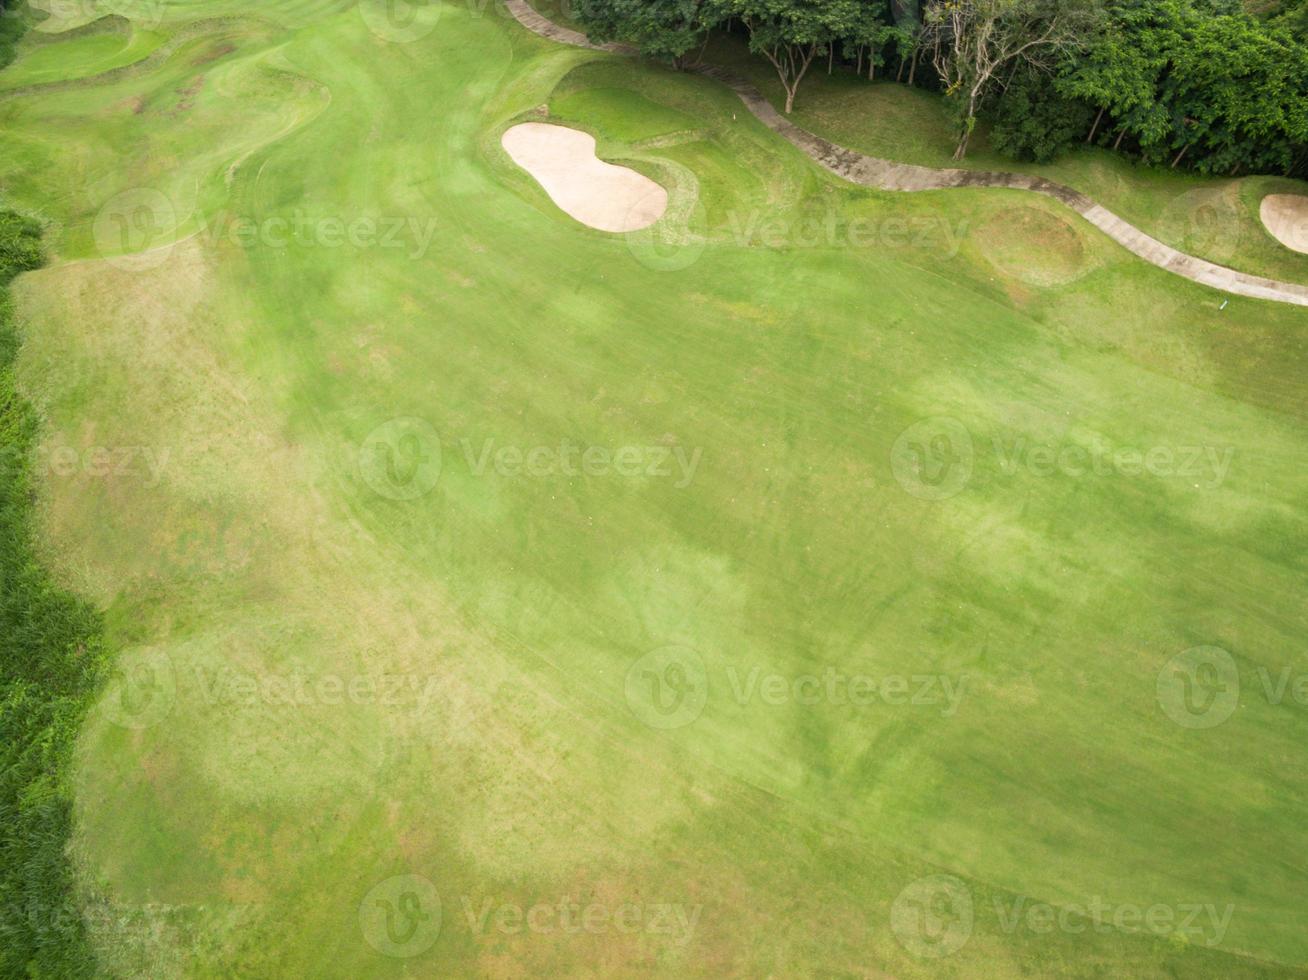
[1260,194,1308,255]
[501,122,667,233]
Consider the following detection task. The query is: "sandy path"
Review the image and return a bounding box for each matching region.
[502,122,667,232]
[1260,195,1308,255]
[505,0,1308,307]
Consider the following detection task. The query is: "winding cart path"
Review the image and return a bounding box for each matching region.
[506,0,1308,307]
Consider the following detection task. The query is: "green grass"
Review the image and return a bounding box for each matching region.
[550,85,701,142]
[1,2,1308,977]
[702,32,1308,286]
[0,21,166,90]
[0,209,105,976]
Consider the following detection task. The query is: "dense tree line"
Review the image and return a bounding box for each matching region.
[0,0,27,71]
[572,0,1308,177]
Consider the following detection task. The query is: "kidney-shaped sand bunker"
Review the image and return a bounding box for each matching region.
[1260,194,1308,255]
[501,122,668,233]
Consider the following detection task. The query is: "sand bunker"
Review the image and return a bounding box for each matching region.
[501,122,667,232]
[1260,194,1308,254]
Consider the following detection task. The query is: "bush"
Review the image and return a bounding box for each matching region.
[0,208,106,978]
[989,68,1096,164]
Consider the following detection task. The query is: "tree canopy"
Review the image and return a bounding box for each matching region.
[570,0,1308,176]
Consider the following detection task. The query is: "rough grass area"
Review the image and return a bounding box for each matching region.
[0,0,28,71]
[1,2,1307,977]
[0,207,104,978]
[699,31,1308,286]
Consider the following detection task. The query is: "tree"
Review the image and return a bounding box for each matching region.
[726,0,865,112]
[922,0,1102,159]
[840,5,896,80]
[573,0,723,66]
[1056,0,1308,176]
[989,64,1094,161]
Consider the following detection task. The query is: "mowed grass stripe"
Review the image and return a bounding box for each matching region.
[0,1,1305,975]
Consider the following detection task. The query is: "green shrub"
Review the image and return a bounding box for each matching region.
[0,208,106,978]
[989,68,1096,164]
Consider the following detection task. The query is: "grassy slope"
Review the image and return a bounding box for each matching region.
[0,205,104,977]
[0,8,107,980]
[0,22,167,91]
[0,2,1307,977]
[699,32,1308,287]
[527,0,1308,284]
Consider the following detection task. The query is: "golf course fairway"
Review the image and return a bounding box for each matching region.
[1,0,1308,976]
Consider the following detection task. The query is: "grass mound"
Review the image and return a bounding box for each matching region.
[972,205,1091,286]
